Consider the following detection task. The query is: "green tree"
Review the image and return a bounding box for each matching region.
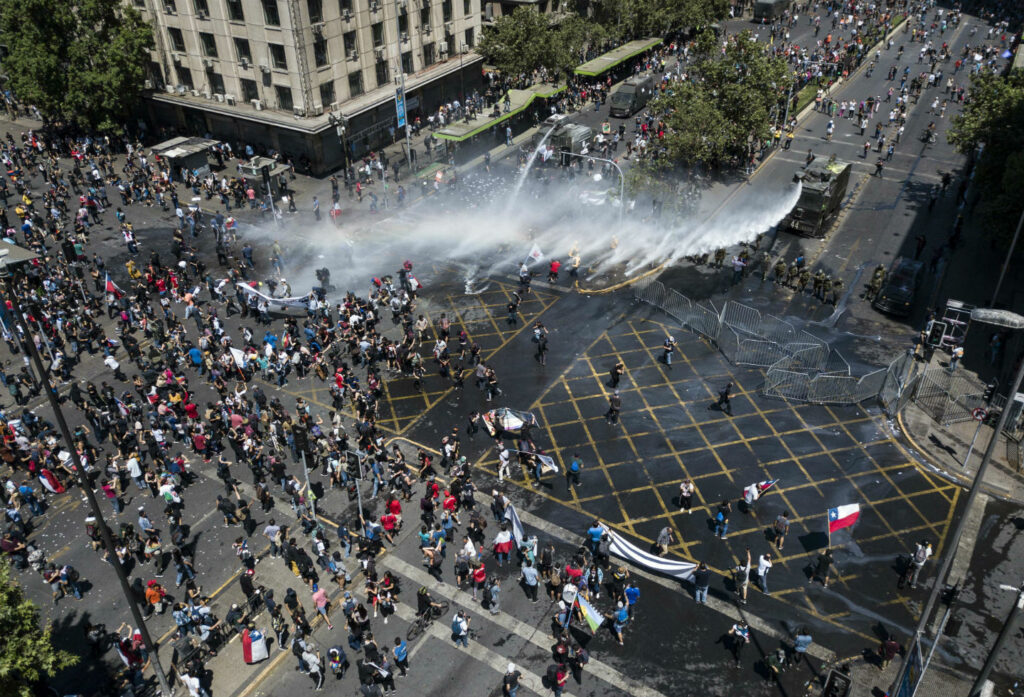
[0,0,154,131]
[574,0,727,40]
[948,69,1024,250]
[477,7,560,78]
[0,562,77,697]
[638,30,789,174]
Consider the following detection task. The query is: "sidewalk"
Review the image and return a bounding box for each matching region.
[897,357,1024,505]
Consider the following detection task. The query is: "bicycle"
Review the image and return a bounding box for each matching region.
[406,601,450,642]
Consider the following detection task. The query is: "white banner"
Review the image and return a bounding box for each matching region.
[235,282,310,309]
[604,528,696,582]
[503,503,526,548]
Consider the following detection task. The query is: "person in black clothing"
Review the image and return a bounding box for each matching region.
[604,390,622,425]
[711,382,733,415]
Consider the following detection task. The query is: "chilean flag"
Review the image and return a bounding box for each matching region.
[828,503,861,533]
[105,273,124,299]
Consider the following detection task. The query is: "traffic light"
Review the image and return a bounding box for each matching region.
[983,379,998,405]
[346,451,363,480]
[292,427,308,454]
[925,320,947,347]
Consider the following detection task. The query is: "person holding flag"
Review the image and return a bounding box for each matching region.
[827,502,860,547]
[743,479,777,516]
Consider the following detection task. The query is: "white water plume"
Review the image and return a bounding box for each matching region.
[507,124,558,212]
[239,172,801,295]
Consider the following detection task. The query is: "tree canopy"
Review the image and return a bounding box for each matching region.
[572,0,728,41]
[0,562,77,697]
[0,0,154,132]
[948,68,1024,251]
[477,7,608,79]
[638,30,789,173]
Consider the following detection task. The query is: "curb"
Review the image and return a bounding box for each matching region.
[895,411,1019,503]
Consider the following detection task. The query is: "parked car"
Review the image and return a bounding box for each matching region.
[872,257,924,317]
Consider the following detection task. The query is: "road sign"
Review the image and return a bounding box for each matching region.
[395,87,407,129]
[972,407,987,421]
[894,636,923,697]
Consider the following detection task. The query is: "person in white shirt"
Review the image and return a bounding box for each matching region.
[757,553,773,595]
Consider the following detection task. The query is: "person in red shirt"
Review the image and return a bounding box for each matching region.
[379,512,398,544]
[553,664,568,696]
[472,561,487,601]
[547,260,561,283]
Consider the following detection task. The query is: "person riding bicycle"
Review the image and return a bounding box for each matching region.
[416,587,444,617]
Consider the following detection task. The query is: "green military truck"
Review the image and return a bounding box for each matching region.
[780,159,852,238]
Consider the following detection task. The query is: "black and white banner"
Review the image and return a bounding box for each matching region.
[605,528,696,582]
[236,282,310,310]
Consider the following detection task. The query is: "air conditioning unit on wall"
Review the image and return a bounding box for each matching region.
[252,99,264,110]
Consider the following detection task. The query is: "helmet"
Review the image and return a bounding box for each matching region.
[418,586,428,595]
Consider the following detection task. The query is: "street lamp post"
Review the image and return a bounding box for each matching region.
[971,579,1024,696]
[0,249,176,697]
[891,307,1024,697]
[562,151,626,223]
[990,206,1024,307]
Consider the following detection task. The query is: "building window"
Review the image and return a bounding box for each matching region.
[343,31,357,56]
[193,0,209,14]
[463,0,470,15]
[398,13,408,34]
[165,0,178,12]
[167,28,186,52]
[262,0,281,26]
[269,43,287,69]
[209,71,226,93]
[348,71,363,97]
[442,0,451,22]
[419,4,430,28]
[177,66,194,89]
[401,50,413,75]
[241,78,260,101]
[199,32,218,57]
[308,0,323,22]
[320,81,335,106]
[234,37,253,62]
[339,0,352,13]
[372,22,384,47]
[374,59,389,87]
[422,42,434,66]
[226,0,244,21]
[313,35,328,67]
[465,27,473,48]
[276,85,294,110]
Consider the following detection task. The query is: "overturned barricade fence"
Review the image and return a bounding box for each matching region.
[633,278,913,410]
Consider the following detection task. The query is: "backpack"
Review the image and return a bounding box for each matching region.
[576,647,590,665]
[66,565,80,582]
[913,546,928,564]
[450,615,463,635]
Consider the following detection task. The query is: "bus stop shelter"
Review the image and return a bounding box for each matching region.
[574,38,663,79]
[433,82,566,164]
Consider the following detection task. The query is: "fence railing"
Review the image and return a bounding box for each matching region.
[634,279,914,410]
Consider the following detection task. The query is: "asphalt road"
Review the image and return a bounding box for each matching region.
[5,6,1023,697]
